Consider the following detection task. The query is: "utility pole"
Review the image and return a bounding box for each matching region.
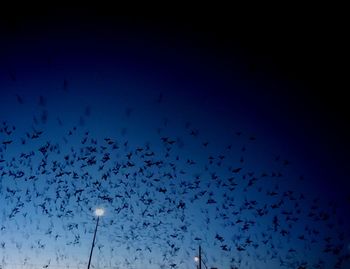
[195,245,209,269]
[199,245,202,269]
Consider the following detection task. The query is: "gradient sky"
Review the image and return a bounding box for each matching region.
[0,7,349,269]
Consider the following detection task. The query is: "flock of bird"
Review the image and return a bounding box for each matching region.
[0,88,349,269]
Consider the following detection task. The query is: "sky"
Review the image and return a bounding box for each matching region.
[0,7,349,269]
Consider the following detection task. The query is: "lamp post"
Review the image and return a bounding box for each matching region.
[194,245,202,269]
[87,208,104,269]
[194,255,200,269]
[195,245,211,269]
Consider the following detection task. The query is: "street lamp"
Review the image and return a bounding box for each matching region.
[194,246,211,269]
[194,256,200,269]
[87,208,105,269]
[95,208,105,217]
[194,245,202,269]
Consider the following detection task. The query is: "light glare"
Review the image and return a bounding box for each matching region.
[95,208,105,216]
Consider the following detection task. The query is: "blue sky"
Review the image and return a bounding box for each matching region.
[0,10,349,269]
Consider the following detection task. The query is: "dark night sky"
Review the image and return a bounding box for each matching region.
[2,7,348,183]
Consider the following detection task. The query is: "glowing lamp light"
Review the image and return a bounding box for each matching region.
[88,207,105,269]
[194,256,199,263]
[95,208,105,217]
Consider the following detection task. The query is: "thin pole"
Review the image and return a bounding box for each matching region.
[199,245,202,269]
[87,216,100,269]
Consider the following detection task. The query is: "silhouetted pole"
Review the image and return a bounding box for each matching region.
[87,216,100,269]
[199,245,202,269]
